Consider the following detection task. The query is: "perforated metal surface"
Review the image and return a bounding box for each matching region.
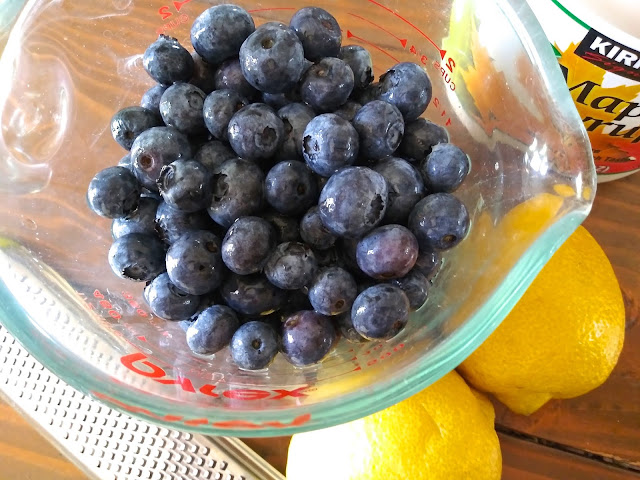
[0,326,284,480]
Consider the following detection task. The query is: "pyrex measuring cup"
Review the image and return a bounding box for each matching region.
[0,0,595,436]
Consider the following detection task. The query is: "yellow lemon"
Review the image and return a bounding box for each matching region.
[458,225,625,415]
[286,371,501,480]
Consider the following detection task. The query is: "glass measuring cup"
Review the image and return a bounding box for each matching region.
[0,0,595,436]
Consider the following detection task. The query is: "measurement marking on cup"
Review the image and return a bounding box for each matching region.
[346,30,400,63]
[347,13,407,48]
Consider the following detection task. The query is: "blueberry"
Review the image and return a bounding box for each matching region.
[336,311,368,343]
[334,101,362,122]
[159,83,207,135]
[413,248,441,280]
[157,159,212,212]
[203,89,249,141]
[108,233,166,282]
[351,284,410,340]
[87,166,141,218]
[263,211,301,243]
[110,106,162,150]
[420,143,470,193]
[186,305,239,355]
[194,141,236,172]
[318,166,388,238]
[378,62,432,121]
[189,52,217,94]
[239,23,305,94]
[390,270,429,310]
[221,216,277,275]
[372,157,425,223]
[166,230,225,295]
[208,158,265,228]
[313,246,340,268]
[339,45,374,89]
[214,57,259,100]
[221,273,288,316]
[300,206,336,250]
[144,272,200,320]
[261,92,291,110]
[112,196,159,239]
[155,201,215,244]
[356,224,418,280]
[353,100,405,160]
[281,311,336,366]
[230,321,279,370]
[276,103,315,160]
[265,161,318,216]
[300,57,354,112]
[308,266,357,316]
[351,81,381,105]
[227,103,284,161]
[408,193,470,250]
[399,118,448,162]
[118,153,133,171]
[191,5,255,65]
[143,34,194,85]
[302,114,359,177]
[140,85,168,116]
[289,7,341,61]
[131,127,192,191]
[265,242,318,290]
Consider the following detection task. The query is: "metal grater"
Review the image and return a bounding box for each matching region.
[0,326,285,480]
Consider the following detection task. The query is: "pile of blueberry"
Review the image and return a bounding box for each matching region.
[87,4,471,371]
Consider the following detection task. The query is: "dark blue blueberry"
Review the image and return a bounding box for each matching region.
[208,158,265,228]
[140,85,168,116]
[221,216,277,275]
[239,23,305,94]
[263,211,301,243]
[265,161,318,216]
[157,159,212,212]
[300,57,354,112]
[227,103,284,161]
[351,81,381,105]
[289,7,341,61]
[230,321,279,370]
[339,45,374,89]
[166,230,225,295]
[87,166,141,218]
[334,101,362,122]
[110,106,162,150]
[353,100,404,160]
[194,140,236,172]
[265,242,318,290]
[420,143,470,193]
[191,5,255,65]
[313,246,340,268]
[261,92,291,110]
[108,233,166,282]
[351,284,410,340]
[302,114,359,177]
[390,270,429,311]
[372,157,425,223]
[155,201,215,244]
[300,206,336,250]
[186,305,239,355]
[221,273,288,316]
[189,52,217,94]
[318,166,388,238]
[413,248,441,280]
[203,89,249,141]
[336,311,368,343]
[356,224,418,280]
[277,103,315,160]
[214,57,259,101]
[159,83,207,135]
[143,34,194,85]
[337,237,367,279]
[112,196,159,239]
[281,310,336,366]
[131,126,192,191]
[118,153,133,171]
[378,62,432,121]
[398,118,448,163]
[144,272,200,321]
[308,266,357,316]
[408,193,470,250]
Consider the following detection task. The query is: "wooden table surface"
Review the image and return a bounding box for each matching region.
[1,172,639,479]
